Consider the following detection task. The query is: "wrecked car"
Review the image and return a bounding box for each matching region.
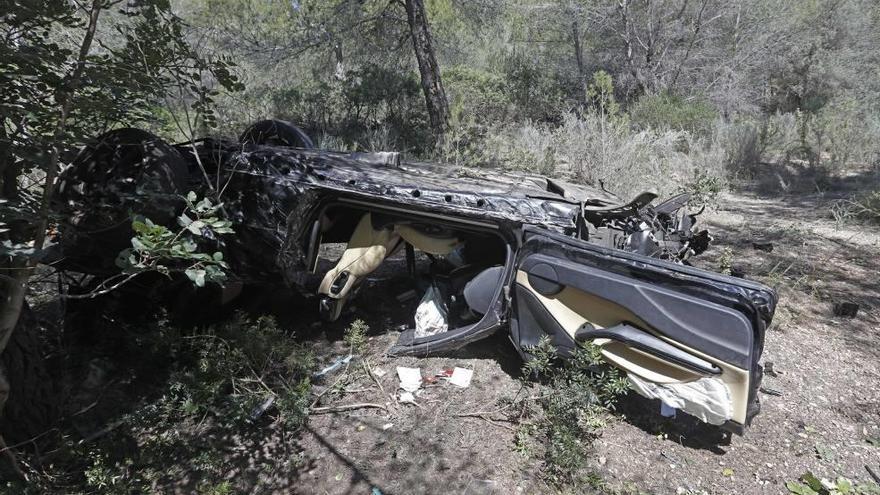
[53,120,777,434]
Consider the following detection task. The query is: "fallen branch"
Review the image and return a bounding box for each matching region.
[310,403,388,415]
[362,359,394,406]
[455,412,517,431]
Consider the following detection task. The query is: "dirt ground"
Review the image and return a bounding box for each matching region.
[14,168,879,494]
[294,170,880,495]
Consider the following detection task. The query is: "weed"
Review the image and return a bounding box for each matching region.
[344,319,369,354]
[679,169,724,209]
[786,472,880,495]
[520,336,630,486]
[718,247,734,275]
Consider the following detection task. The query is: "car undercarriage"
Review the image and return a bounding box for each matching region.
[51,120,777,434]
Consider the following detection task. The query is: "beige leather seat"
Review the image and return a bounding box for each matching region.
[318,212,461,321]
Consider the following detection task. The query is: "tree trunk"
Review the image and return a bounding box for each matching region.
[404,0,450,146]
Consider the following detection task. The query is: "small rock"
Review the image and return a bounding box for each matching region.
[833,302,859,318]
[752,241,774,252]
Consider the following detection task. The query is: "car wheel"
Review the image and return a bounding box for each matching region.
[239,119,315,149]
[55,128,189,273]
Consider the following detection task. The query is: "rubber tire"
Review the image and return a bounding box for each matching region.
[239,119,315,149]
[54,128,189,274]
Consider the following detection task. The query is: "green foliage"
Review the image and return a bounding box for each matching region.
[678,169,724,209]
[718,247,734,276]
[521,336,630,486]
[343,319,369,354]
[630,92,718,136]
[587,71,620,118]
[117,192,233,287]
[786,472,880,495]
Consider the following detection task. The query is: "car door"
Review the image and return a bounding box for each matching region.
[511,226,777,432]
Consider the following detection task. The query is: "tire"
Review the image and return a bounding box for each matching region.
[54,128,189,274]
[239,119,315,149]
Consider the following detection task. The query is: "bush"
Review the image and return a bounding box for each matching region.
[484,111,728,200]
[629,92,719,137]
[521,336,630,486]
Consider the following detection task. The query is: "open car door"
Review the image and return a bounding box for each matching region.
[511,226,777,433]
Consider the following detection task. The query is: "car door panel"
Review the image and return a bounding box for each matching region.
[512,227,776,429]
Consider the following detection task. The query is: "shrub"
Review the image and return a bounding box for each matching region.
[521,336,630,486]
[629,92,719,137]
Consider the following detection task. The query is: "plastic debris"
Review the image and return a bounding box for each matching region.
[313,354,353,379]
[399,391,416,404]
[396,366,422,392]
[382,423,393,430]
[414,285,448,338]
[630,373,732,425]
[248,396,275,421]
[449,367,473,388]
[660,402,677,418]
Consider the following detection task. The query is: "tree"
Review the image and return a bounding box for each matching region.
[0,0,240,476]
[404,0,451,145]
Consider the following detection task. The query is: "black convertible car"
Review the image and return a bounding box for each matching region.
[53,120,777,434]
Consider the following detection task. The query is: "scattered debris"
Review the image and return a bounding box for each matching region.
[760,386,783,397]
[833,302,859,318]
[248,396,275,422]
[396,367,422,393]
[752,241,774,252]
[399,391,416,404]
[310,403,388,414]
[313,354,354,379]
[413,285,448,338]
[449,367,474,388]
[660,402,677,418]
[382,423,393,430]
[373,367,387,378]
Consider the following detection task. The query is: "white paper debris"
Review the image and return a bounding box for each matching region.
[399,391,416,403]
[449,367,473,388]
[414,286,448,338]
[382,423,394,430]
[396,366,422,393]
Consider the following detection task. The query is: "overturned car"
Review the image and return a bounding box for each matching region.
[53,120,776,434]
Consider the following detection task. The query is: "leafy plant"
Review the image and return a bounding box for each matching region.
[343,319,369,354]
[786,472,880,495]
[520,336,630,486]
[116,192,233,289]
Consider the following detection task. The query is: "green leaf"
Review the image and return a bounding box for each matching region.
[835,477,853,494]
[177,213,193,227]
[212,251,223,262]
[802,472,824,492]
[786,481,819,495]
[186,220,205,235]
[186,191,197,203]
[185,268,206,287]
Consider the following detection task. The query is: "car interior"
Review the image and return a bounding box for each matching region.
[311,205,509,340]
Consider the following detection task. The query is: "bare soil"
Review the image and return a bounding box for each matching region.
[16,168,880,494]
